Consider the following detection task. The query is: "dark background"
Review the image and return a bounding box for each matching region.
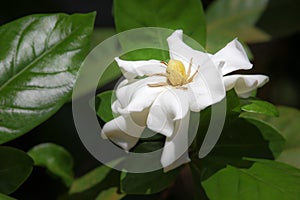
[1,0,300,199]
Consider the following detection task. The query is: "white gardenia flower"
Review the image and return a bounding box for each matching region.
[101,30,268,172]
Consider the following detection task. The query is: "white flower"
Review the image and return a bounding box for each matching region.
[101,30,269,172]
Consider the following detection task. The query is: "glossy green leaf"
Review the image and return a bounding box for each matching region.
[0,13,95,144]
[0,146,33,194]
[121,168,180,194]
[28,143,74,186]
[241,100,279,117]
[0,193,16,200]
[96,90,114,122]
[70,165,111,194]
[240,112,285,158]
[91,28,116,49]
[206,0,270,53]
[194,90,273,180]
[202,159,300,200]
[246,106,300,169]
[96,187,125,200]
[114,0,206,46]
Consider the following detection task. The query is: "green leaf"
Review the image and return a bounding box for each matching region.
[0,193,16,200]
[121,168,180,194]
[247,106,300,169]
[0,146,33,194]
[66,166,120,200]
[70,165,111,194]
[114,0,206,46]
[0,13,95,144]
[96,91,114,122]
[202,159,300,200]
[194,90,274,180]
[95,187,125,200]
[206,0,270,53]
[241,100,279,117]
[91,28,116,49]
[28,143,74,186]
[240,112,285,158]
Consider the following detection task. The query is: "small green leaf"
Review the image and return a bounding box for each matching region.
[0,13,95,144]
[96,187,125,200]
[96,90,114,122]
[28,143,74,186]
[0,146,33,194]
[206,0,270,53]
[202,159,300,200]
[121,168,180,194]
[0,193,16,200]
[69,165,111,194]
[241,100,279,117]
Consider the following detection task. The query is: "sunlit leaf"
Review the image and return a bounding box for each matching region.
[202,158,300,200]
[241,100,279,117]
[28,143,74,186]
[0,146,33,194]
[0,13,95,144]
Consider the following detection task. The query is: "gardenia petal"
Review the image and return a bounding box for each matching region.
[115,57,166,80]
[101,115,145,151]
[161,111,191,172]
[224,74,269,98]
[147,89,189,138]
[116,76,166,114]
[167,30,210,72]
[212,38,253,75]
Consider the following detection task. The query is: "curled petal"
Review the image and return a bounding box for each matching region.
[116,76,166,113]
[167,30,211,72]
[213,38,253,75]
[161,111,191,171]
[101,115,145,151]
[147,89,189,138]
[115,57,166,79]
[224,74,269,98]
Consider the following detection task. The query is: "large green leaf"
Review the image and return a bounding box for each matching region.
[121,168,180,195]
[202,159,300,200]
[245,106,300,169]
[193,90,274,180]
[0,13,95,144]
[240,112,285,158]
[28,143,74,186]
[114,0,206,46]
[206,0,270,53]
[0,146,33,194]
